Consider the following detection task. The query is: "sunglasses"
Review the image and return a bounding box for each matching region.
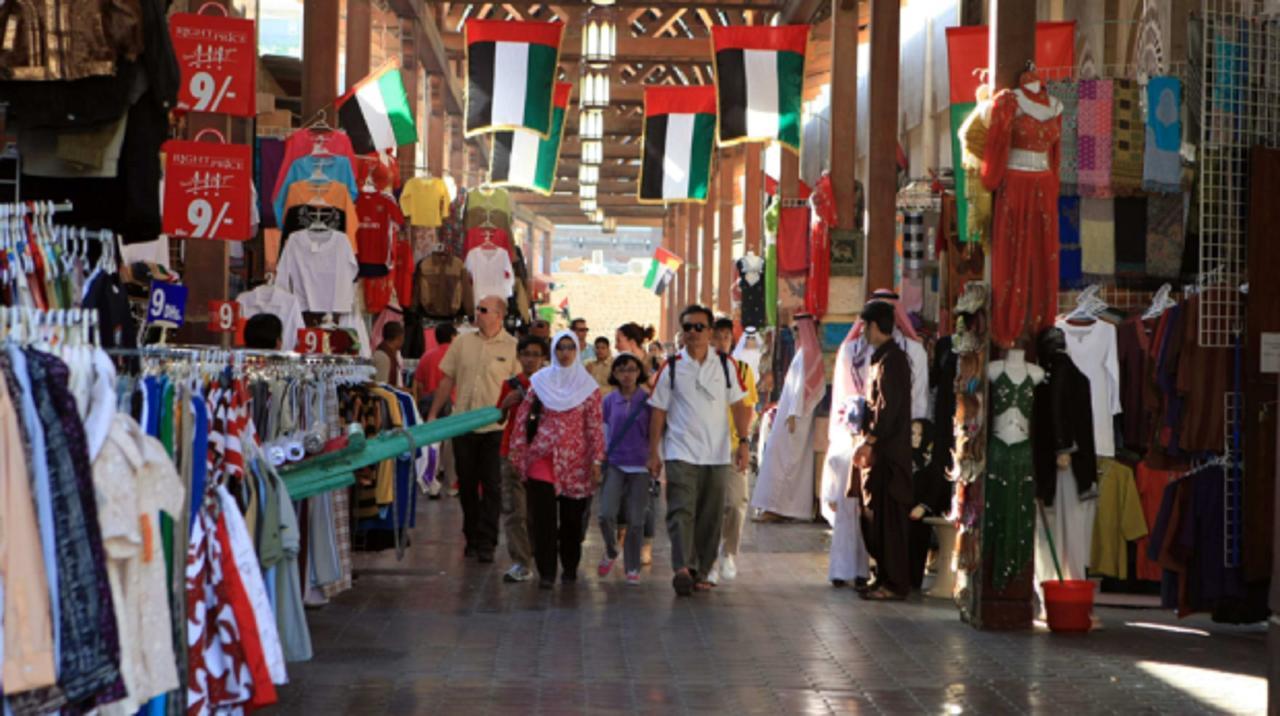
[682,322,708,333]
[573,327,589,333]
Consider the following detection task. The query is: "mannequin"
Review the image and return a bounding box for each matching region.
[736,252,767,328]
[982,64,1063,348]
[983,347,1044,590]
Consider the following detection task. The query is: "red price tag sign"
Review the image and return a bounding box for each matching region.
[297,328,329,354]
[170,12,256,117]
[208,300,240,333]
[162,138,253,241]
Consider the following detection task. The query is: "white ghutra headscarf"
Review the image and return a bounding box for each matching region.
[530,330,600,411]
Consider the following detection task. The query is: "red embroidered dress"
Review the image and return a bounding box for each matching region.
[508,390,605,499]
[981,87,1062,349]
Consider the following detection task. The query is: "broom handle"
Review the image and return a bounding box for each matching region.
[1036,501,1066,583]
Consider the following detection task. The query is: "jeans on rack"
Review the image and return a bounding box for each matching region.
[453,431,503,553]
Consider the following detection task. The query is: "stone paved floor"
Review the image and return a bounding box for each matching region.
[271,495,1267,715]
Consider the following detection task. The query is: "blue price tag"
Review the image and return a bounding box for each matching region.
[146,281,188,328]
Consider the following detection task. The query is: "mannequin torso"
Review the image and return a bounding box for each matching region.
[988,350,1045,444]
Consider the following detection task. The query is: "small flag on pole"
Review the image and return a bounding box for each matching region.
[464,20,564,138]
[642,247,683,295]
[711,25,809,152]
[489,82,572,195]
[638,86,717,204]
[337,60,418,154]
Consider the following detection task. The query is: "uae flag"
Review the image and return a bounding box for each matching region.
[488,82,572,195]
[638,86,717,204]
[336,60,418,154]
[711,25,809,152]
[464,20,563,138]
[642,246,684,294]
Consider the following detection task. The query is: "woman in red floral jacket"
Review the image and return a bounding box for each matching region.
[509,330,606,589]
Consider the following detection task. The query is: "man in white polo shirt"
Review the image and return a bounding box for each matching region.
[647,305,752,596]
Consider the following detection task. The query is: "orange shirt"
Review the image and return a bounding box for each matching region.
[281,181,359,252]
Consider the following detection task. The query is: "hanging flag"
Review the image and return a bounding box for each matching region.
[489,82,572,195]
[642,247,684,294]
[336,59,418,154]
[464,20,564,138]
[711,25,809,152]
[557,296,571,319]
[638,86,717,204]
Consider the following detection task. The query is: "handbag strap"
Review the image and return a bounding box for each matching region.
[606,393,646,461]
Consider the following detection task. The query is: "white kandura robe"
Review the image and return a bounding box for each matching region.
[1033,466,1096,614]
[750,347,820,520]
[821,339,871,582]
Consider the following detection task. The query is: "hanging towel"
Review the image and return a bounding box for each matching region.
[1076,79,1114,197]
[1143,76,1183,193]
[1058,196,1084,290]
[1049,80,1079,195]
[1080,198,1115,279]
[1146,193,1186,279]
[1111,79,1145,196]
[1114,196,1148,277]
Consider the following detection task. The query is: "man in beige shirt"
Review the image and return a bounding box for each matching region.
[428,295,518,562]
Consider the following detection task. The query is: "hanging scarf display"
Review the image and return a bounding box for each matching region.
[1111,78,1146,196]
[1143,76,1183,193]
[806,174,834,319]
[1048,79,1079,195]
[1076,78,1114,198]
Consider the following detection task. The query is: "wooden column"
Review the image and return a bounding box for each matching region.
[302,0,340,118]
[830,0,859,233]
[344,0,371,89]
[865,0,899,295]
[399,57,419,180]
[717,151,736,315]
[744,144,763,257]
[686,203,702,310]
[543,228,553,275]
[701,174,716,308]
[428,75,446,176]
[972,0,1038,633]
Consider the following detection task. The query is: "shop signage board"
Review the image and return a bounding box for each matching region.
[162,138,253,241]
[208,300,242,334]
[297,328,329,354]
[147,282,188,329]
[170,11,256,117]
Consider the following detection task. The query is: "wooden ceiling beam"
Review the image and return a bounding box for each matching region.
[426,0,780,8]
[444,33,714,63]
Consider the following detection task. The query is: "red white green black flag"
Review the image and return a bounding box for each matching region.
[710,25,809,152]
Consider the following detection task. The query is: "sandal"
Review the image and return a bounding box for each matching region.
[694,581,716,591]
[859,587,905,601]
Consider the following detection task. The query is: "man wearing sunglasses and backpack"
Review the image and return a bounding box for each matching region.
[647,305,753,596]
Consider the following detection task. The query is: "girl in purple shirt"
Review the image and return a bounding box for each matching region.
[596,353,654,583]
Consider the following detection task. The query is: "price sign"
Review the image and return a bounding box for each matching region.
[170,12,256,117]
[162,138,252,241]
[208,300,240,333]
[297,328,329,355]
[146,282,188,329]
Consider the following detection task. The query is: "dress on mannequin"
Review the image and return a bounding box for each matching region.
[981,70,1063,348]
[984,351,1043,590]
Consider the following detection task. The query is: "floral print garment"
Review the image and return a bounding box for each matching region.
[508,390,605,500]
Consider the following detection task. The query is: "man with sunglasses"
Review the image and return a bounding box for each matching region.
[428,295,519,563]
[570,318,593,365]
[647,305,752,596]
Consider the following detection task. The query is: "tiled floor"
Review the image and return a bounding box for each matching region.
[272,495,1268,714]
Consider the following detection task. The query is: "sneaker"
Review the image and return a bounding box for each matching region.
[447,482,459,497]
[626,571,641,585]
[720,554,738,581]
[597,555,617,577]
[641,541,653,566]
[503,564,534,583]
[705,563,721,586]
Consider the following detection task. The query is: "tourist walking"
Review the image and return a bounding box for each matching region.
[707,317,758,584]
[415,322,458,498]
[615,322,655,357]
[427,296,519,563]
[497,335,549,583]
[853,301,913,600]
[508,330,606,589]
[648,305,752,596]
[595,353,653,584]
[584,336,614,392]
[372,321,405,387]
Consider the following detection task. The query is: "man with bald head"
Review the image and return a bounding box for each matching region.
[429,295,519,562]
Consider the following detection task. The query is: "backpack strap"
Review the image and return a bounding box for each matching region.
[667,353,732,391]
[667,355,679,390]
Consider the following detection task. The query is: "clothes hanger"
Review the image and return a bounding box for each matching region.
[1141,283,1176,320]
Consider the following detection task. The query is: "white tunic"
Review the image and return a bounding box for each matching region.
[1055,318,1122,457]
[821,338,871,581]
[751,347,819,520]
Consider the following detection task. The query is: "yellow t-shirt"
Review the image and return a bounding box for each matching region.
[1089,458,1149,580]
[727,361,758,445]
[400,176,451,228]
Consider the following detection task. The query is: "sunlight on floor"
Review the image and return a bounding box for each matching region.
[1135,661,1265,713]
[1124,621,1211,637]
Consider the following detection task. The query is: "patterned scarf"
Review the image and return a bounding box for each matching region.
[1080,197,1116,278]
[1076,79,1114,197]
[1048,80,1079,194]
[1146,193,1187,278]
[1111,78,1146,195]
[1058,196,1084,289]
[1143,76,1183,193]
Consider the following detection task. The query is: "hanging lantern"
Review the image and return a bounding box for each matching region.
[578,164,599,185]
[581,139,603,165]
[581,70,610,109]
[602,217,617,233]
[579,108,604,140]
[581,198,598,212]
[582,5,617,67]
[579,183,598,200]
[592,208,605,224]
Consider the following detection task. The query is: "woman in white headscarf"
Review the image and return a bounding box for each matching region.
[750,314,825,521]
[508,330,606,589]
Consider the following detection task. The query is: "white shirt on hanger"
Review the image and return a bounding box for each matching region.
[1056,317,1122,457]
[237,284,307,351]
[275,229,358,314]
[464,246,515,301]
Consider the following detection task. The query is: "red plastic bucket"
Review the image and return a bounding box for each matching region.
[1042,579,1095,633]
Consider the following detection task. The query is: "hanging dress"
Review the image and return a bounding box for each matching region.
[983,372,1038,590]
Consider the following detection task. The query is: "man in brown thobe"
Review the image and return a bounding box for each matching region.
[852,301,913,600]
